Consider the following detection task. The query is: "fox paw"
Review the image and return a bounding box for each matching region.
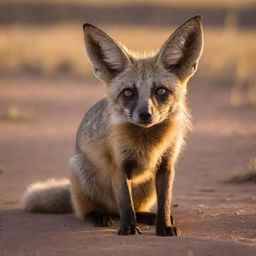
[87,212,113,227]
[118,225,142,235]
[156,226,179,236]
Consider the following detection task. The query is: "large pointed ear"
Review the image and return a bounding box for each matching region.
[157,16,204,84]
[83,23,131,82]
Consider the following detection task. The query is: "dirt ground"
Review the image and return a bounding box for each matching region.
[0,77,255,256]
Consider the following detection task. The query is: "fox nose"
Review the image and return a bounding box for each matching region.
[139,111,152,122]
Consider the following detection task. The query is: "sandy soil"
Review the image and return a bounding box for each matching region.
[0,77,255,256]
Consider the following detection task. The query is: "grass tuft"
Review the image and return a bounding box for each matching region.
[226,158,256,183]
[0,105,37,122]
[0,166,4,174]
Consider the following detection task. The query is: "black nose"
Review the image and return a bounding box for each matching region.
[139,111,152,122]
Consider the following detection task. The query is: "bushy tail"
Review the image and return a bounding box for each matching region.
[21,178,73,213]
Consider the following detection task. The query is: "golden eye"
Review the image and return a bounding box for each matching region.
[123,89,134,97]
[156,88,167,95]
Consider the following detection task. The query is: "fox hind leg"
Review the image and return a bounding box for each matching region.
[70,170,95,220]
[69,154,115,227]
[71,172,114,227]
[70,170,114,227]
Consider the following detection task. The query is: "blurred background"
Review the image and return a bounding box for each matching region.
[0,0,256,203]
[0,0,255,90]
[1,1,256,251]
[0,0,256,191]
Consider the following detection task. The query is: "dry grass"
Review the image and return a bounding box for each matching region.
[0,105,37,122]
[230,77,256,107]
[0,5,255,106]
[0,24,256,81]
[0,25,85,77]
[226,158,256,183]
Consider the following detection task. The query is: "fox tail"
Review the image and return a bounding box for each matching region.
[21,178,72,213]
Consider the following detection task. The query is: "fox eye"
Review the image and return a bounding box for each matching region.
[156,88,167,95]
[123,89,134,97]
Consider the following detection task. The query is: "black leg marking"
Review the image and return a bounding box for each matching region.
[155,154,179,236]
[117,160,141,235]
[118,205,141,235]
[123,159,137,179]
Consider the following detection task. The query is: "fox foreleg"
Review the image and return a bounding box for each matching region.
[112,160,141,235]
[155,155,178,236]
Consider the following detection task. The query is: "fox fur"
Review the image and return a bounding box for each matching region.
[21,16,203,236]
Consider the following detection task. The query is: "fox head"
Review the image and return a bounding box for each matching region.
[83,16,203,128]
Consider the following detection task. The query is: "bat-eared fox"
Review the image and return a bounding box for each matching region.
[22,16,203,236]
